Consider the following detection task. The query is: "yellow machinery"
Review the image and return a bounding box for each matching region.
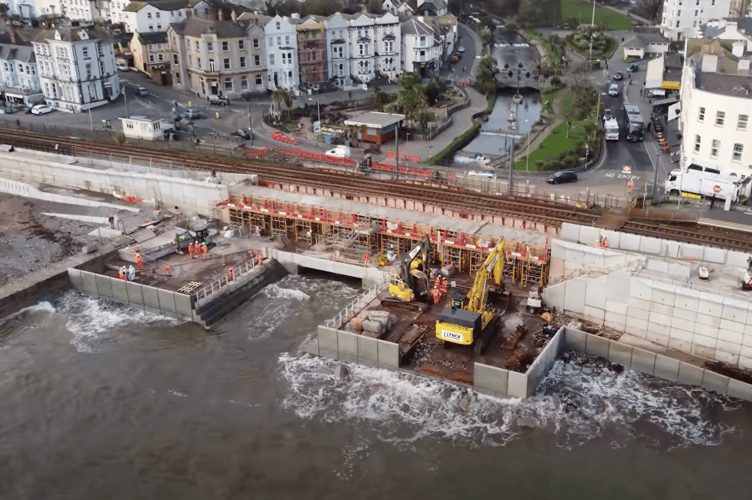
[436,239,506,354]
[388,235,430,302]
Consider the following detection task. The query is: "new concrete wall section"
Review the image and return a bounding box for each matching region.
[546,231,752,371]
[271,249,390,287]
[0,153,233,217]
[564,328,752,402]
[69,269,193,321]
[315,325,400,369]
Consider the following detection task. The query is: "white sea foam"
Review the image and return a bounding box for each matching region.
[279,353,736,451]
[55,290,181,353]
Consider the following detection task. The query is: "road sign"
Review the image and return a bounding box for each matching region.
[622,165,632,174]
[313,120,321,134]
[714,185,721,193]
[628,180,634,192]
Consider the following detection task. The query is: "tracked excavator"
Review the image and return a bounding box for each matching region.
[435,239,508,355]
[387,235,431,303]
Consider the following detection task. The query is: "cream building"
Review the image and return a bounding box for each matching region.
[680,38,752,176]
[169,17,262,97]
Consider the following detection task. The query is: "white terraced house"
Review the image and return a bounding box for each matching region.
[264,14,299,91]
[32,27,120,112]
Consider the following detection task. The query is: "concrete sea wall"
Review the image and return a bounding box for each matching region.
[0,150,252,217]
[474,327,565,398]
[546,223,752,371]
[270,248,390,287]
[67,268,194,321]
[566,328,752,402]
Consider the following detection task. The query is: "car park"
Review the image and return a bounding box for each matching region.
[207,95,229,106]
[182,109,201,120]
[608,83,619,96]
[135,86,148,96]
[31,104,53,115]
[612,71,624,80]
[546,170,578,184]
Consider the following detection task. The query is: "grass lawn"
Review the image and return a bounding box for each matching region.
[513,121,589,171]
[561,0,632,30]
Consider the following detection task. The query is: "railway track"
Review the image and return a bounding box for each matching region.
[2,128,752,252]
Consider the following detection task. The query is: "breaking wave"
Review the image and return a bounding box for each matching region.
[54,290,181,353]
[279,353,737,451]
[233,275,360,341]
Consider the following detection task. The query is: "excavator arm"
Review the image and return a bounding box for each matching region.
[465,240,505,313]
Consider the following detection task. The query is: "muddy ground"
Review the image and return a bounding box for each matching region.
[0,195,103,286]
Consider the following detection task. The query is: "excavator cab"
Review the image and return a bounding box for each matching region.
[387,236,430,302]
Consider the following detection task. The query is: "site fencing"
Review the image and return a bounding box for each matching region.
[192,257,261,305]
[324,278,389,329]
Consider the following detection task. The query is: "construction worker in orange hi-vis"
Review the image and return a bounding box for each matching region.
[201,243,208,258]
[118,266,126,280]
[188,242,196,259]
[135,253,144,270]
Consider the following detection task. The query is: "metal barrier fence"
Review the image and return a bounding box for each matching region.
[324,278,389,329]
[192,257,261,305]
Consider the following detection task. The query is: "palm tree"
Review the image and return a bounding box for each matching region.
[271,88,293,120]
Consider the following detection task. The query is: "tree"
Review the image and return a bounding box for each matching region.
[365,0,384,14]
[424,77,445,106]
[418,110,436,131]
[392,74,427,122]
[638,0,663,21]
[479,26,492,48]
[372,86,390,111]
[474,55,498,95]
[272,89,293,120]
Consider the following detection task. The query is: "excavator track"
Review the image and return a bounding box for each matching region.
[380,297,428,313]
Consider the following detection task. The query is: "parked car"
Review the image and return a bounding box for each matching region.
[608,83,619,96]
[182,108,201,120]
[134,86,148,96]
[449,55,460,63]
[31,104,53,115]
[626,62,638,73]
[207,95,229,106]
[612,71,624,81]
[232,129,253,140]
[457,46,466,53]
[602,108,613,122]
[116,62,129,71]
[547,170,578,184]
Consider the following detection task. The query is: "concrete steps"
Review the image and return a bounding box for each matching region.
[193,260,288,327]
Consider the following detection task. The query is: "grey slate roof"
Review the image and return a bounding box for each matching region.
[180,18,248,38]
[0,44,35,62]
[136,31,169,45]
[401,17,434,36]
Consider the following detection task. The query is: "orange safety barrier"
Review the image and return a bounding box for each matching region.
[369,161,434,180]
[120,195,143,203]
[271,131,298,145]
[386,151,421,163]
[242,146,269,158]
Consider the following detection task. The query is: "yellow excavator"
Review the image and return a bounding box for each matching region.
[435,239,507,355]
[387,235,430,302]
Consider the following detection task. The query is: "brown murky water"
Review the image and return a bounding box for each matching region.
[2,275,752,499]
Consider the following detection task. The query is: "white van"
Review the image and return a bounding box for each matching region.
[326,146,351,158]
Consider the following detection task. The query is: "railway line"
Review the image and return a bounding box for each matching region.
[2,128,752,252]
